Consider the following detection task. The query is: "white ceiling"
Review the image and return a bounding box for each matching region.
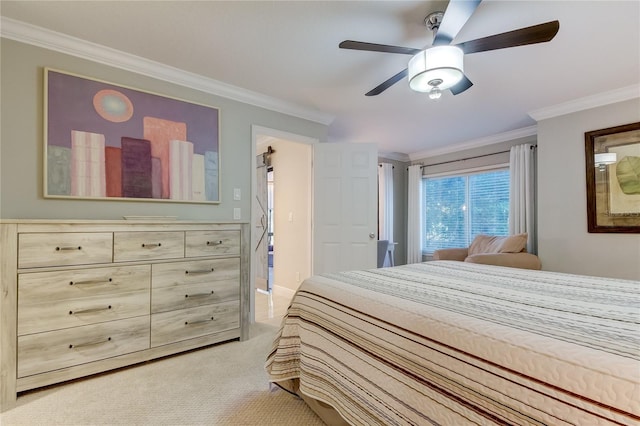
[2,1,639,158]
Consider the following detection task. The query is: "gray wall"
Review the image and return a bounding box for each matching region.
[4,39,637,280]
[411,110,640,281]
[0,39,328,221]
[537,99,640,280]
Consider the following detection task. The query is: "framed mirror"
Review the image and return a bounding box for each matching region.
[585,122,640,233]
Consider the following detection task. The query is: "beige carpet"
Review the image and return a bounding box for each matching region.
[1,323,323,425]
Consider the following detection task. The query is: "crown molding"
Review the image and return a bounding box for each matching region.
[378,151,411,162]
[408,125,537,161]
[528,85,640,121]
[0,17,334,126]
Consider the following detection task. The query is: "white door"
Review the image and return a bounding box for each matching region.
[313,143,378,274]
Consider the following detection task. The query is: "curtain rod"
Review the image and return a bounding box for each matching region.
[418,145,536,169]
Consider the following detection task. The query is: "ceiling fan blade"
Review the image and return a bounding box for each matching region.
[433,0,483,46]
[450,74,473,95]
[457,20,560,54]
[339,40,421,55]
[365,69,408,96]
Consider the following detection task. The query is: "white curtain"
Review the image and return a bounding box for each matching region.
[378,163,394,243]
[509,144,537,254]
[407,165,424,263]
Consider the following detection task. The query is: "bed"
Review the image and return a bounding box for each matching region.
[265,261,639,425]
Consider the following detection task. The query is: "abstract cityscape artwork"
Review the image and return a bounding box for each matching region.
[45,68,220,203]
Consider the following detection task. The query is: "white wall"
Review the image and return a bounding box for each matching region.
[267,139,312,292]
[537,99,640,280]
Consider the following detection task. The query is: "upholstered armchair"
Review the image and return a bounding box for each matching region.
[432,233,541,270]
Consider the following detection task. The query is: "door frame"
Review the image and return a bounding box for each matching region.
[250,125,317,323]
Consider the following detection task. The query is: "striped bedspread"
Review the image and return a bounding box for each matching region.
[265,261,640,425]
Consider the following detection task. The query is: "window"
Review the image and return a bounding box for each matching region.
[423,168,510,253]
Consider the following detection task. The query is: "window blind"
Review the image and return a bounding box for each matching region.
[423,169,509,253]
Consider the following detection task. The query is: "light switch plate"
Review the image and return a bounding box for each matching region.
[233,208,241,220]
[233,188,241,200]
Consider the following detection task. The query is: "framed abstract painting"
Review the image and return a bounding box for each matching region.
[585,121,640,233]
[44,68,220,203]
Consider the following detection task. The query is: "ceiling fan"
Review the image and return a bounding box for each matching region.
[339,0,559,98]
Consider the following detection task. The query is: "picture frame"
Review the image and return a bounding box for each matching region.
[585,121,640,233]
[45,68,220,203]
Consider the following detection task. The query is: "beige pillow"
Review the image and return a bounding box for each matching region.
[468,233,528,256]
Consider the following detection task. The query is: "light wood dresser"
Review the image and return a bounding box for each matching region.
[0,220,250,412]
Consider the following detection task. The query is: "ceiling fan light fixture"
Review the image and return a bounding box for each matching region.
[408,45,464,92]
[428,85,442,100]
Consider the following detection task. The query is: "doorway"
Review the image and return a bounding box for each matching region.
[255,146,276,295]
[251,129,379,324]
[251,126,316,324]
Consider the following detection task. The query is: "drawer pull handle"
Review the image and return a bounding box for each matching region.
[70,278,113,286]
[206,240,223,246]
[185,317,215,325]
[69,305,112,315]
[185,268,215,275]
[56,246,82,251]
[185,291,215,298]
[69,337,111,349]
[141,243,162,248]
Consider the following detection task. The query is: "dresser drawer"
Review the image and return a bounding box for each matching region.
[18,264,150,335]
[151,258,239,313]
[185,230,240,257]
[152,258,239,288]
[18,316,150,378]
[18,233,113,268]
[19,289,150,336]
[150,301,239,347]
[18,265,150,304]
[113,231,184,262]
[152,279,239,314]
